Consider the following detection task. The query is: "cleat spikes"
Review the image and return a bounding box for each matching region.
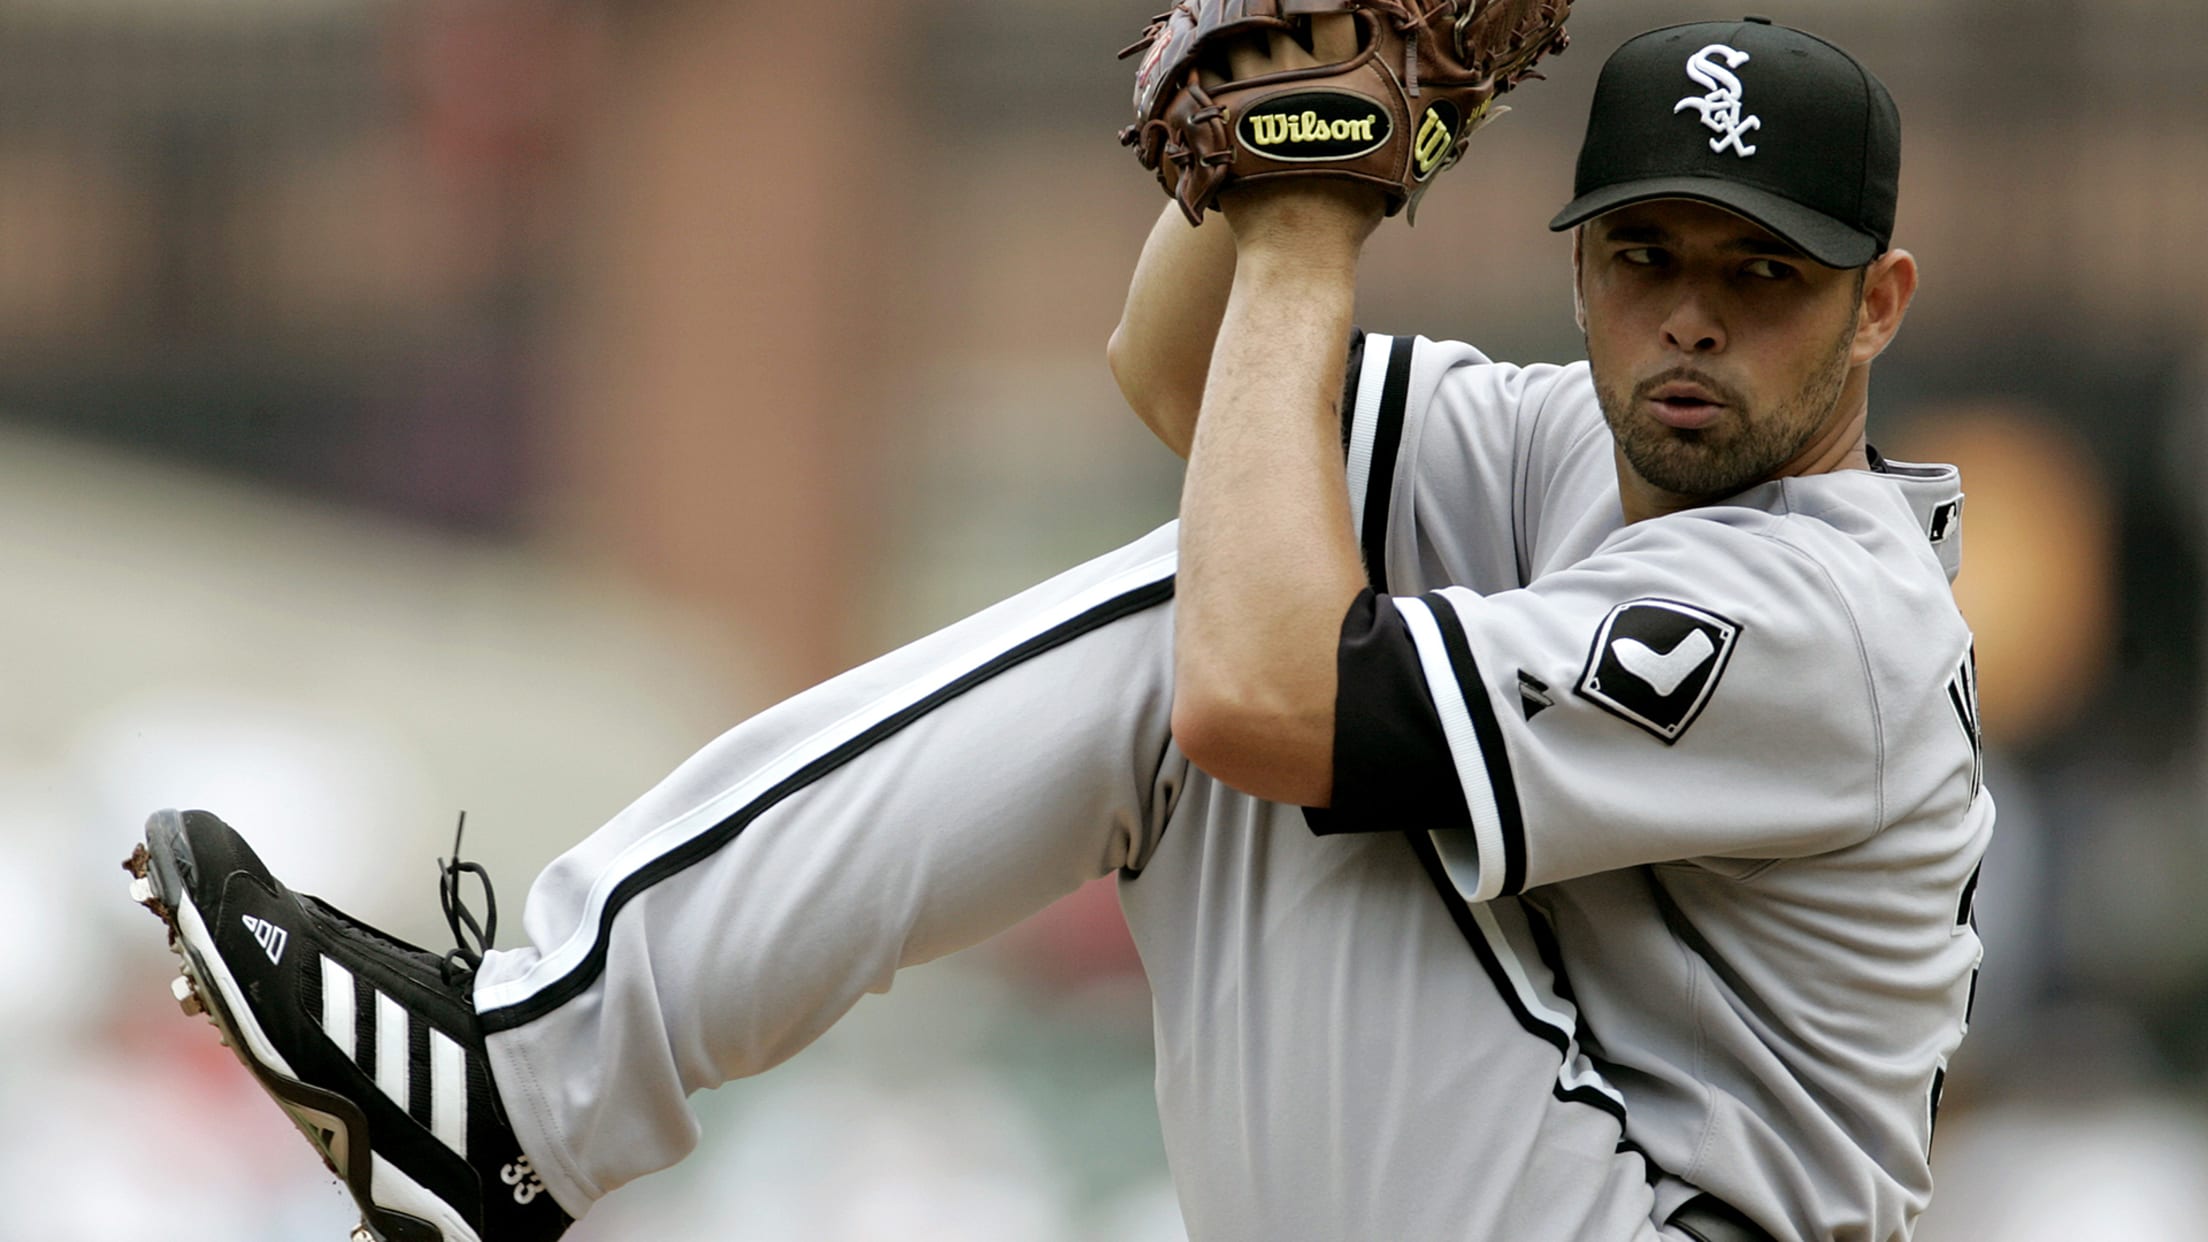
[170,974,205,1016]
[124,846,170,920]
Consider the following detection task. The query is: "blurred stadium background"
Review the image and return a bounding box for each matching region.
[7,0,2205,1237]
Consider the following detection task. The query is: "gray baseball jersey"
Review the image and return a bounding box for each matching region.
[466,331,1986,1242]
[1314,332,1991,1241]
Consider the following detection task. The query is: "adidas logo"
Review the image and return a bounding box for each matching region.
[241,915,288,965]
[317,956,473,1159]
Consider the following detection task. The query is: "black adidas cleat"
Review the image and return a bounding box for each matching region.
[126,808,572,1242]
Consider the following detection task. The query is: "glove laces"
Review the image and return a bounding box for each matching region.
[438,811,499,984]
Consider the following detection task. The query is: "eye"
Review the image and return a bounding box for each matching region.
[1742,257,1798,281]
[1617,247,1665,268]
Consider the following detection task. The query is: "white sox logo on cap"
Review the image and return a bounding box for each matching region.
[1674,44,1761,157]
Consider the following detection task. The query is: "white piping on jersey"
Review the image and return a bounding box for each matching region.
[1392,595,1507,903]
[1468,903,1626,1111]
[1390,598,1621,1109]
[1344,332,1397,546]
[474,546,1182,1015]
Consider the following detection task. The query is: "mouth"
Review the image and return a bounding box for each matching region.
[1640,379,1728,432]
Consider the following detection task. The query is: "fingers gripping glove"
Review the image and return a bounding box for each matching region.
[1119,0,1572,223]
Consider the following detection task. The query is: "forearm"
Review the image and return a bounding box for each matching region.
[1172,218,1369,805]
[1108,203,1238,458]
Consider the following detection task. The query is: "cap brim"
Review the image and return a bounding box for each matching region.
[1547,176,1881,269]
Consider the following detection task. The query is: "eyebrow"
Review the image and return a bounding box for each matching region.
[1599,223,1808,260]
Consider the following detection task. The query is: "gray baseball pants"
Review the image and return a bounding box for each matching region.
[472,524,1675,1241]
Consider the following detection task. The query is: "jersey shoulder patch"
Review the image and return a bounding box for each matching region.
[1575,598,1743,744]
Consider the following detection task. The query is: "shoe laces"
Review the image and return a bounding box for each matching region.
[438,811,499,985]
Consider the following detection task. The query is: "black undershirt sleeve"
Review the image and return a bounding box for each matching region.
[1303,589,1476,836]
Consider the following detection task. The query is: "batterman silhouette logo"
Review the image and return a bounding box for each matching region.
[1674,44,1761,157]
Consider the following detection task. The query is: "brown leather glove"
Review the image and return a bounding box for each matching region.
[1120,0,1572,224]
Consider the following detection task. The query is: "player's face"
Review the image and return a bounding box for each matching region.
[1577,201,1866,502]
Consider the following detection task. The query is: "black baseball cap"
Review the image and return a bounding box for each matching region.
[1548,17,1900,268]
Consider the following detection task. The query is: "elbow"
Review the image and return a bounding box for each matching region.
[1167,684,1233,782]
[1170,676,1333,807]
[1107,322,1157,421]
[1170,686,1261,796]
[1108,323,1193,452]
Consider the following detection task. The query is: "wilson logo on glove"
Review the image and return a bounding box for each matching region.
[1236,91,1392,163]
[1120,0,1573,224]
[1413,101,1465,181]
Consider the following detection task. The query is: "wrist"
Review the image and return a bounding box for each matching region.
[1230,241,1362,294]
[1222,179,1383,265]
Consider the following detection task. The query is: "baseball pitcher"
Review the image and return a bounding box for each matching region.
[127,11,1989,1242]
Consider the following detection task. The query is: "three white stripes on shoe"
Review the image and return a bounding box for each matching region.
[318,956,468,1157]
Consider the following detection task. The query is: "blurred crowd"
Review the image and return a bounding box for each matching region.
[3,0,2204,1238]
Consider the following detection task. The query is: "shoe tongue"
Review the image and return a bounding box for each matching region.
[302,894,444,968]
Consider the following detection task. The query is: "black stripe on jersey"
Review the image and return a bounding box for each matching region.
[1423,593,1528,897]
[1402,830,1627,1128]
[1519,900,1583,1012]
[1947,648,1984,803]
[1617,1137,1664,1185]
[1515,899,1633,1124]
[1360,335,1416,595]
[1524,901,1656,1183]
[480,575,1178,1034]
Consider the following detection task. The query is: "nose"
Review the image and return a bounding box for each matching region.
[1660,290,1726,355]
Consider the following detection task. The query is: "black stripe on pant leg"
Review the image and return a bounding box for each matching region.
[481,575,1177,1034]
[1359,335,1416,595]
[1421,593,1528,896]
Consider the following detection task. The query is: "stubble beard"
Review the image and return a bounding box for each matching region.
[1592,315,1857,501]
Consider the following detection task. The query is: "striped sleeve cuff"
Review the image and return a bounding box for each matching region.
[1308,589,1526,904]
[1399,590,1526,902]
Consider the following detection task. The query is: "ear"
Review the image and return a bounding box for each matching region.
[1571,227,1588,335]
[1850,248,1918,366]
